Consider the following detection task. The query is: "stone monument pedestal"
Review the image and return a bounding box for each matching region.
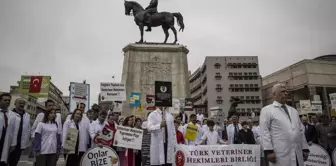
[121,43,190,118]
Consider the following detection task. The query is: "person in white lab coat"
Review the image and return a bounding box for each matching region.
[34,109,61,166]
[147,108,176,166]
[260,83,309,166]
[183,114,203,145]
[31,100,62,163]
[197,120,226,145]
[0,93,20,166]
[226,112,242,144]
[196,110,204,126]
[63,109,89,166]
[8,98,31,166]
[89,110,108,147]
[65,103,89,122]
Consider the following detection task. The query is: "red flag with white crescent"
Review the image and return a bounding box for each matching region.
[29,76,43,93]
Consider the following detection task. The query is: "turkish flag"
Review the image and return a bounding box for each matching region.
[29,76,43,93]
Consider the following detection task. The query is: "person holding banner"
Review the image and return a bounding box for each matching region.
[147,108,176,166]
[119,116,135,166]
[62,109,89,166]
[196,120,226,145]
[183,114,202,145]
[89,110,108,147]
[260,83,309,166]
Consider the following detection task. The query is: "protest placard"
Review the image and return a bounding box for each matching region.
[184,124,198,141]
[155,81,172,107]
[129,92,141,107]
[80,146,119,166]
[94,123,116,146]
[69,82,90,113]
[174,144,261,166]
[141,129,151,166]
[146,94,156,110]
[113,125,143,150]
[63,128,78,154]
[304,143,331,166]
[100,82,126,101]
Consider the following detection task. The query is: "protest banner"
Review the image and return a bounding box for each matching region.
[113,125,143,150]
[100,82,126,101]
[184,124,198,141]
[129,92,141,107]
[155,81,172,107]
[333,149,336,166]
[69,82,90,113]
[94,123,116,146]
[184,98,193,111]
[305,143,331,166]
[146,94,156,110]
[141,129,151,166]
[80,146,119,166]
[63,128,78,154]
[174,144,261,166]
[170,98,180,114]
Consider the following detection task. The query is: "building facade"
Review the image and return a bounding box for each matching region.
[9,78,69,121]
[262,55,336,117]
[189,56,263,120]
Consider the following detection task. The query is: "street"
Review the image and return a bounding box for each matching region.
[18,155,65,166]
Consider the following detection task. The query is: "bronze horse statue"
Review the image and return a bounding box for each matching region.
[124,1,185,44]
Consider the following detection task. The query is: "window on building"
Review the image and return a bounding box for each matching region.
[239,84,243,87]
[229,73,233,76]
[216,96,223,104]
[238,73,242,76]
[254,84,258,87]
[214,63,221,69]
[215,73,222,80]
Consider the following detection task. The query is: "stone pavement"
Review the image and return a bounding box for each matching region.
[18,155,65,166]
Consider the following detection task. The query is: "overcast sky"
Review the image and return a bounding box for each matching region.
[1,0,336,105]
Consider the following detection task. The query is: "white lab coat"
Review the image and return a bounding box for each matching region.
[202,125,222,137]
[147,108,176,165]
[66,114,89,123]
[183,122,202,145]
[0,109,20,162]
[89,120,107,147]
[62,119,89,152]
[17,112,31,149]
[226,123,242,144]
[31,112,62,138]
[196,113,204,125]
[252,125,263,157]
[260,101,309,166]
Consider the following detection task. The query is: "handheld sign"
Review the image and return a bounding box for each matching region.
[184,124,198,141]
[80,146,119,166]
[304,143,331,166]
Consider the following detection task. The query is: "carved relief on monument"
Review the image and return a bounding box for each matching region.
[141,62,172,76]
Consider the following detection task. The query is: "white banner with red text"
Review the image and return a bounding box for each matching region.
[174,144,261,166]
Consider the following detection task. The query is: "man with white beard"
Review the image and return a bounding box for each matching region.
[260,83,309,166]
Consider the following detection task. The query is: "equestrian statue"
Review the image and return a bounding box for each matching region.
[124,0,185,44]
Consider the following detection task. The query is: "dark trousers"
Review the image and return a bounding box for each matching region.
[66,152,85,166]
[8,147,23,166]
[135,150,142,166]
[0,162,7,166]
[36,154,57,166]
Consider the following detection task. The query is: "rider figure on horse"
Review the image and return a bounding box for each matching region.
[145,0,158,32]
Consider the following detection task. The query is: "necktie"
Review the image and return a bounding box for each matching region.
[281,105,291,122]
[75,123,80,154]
[1,111,8,128]
[234,124,239,143]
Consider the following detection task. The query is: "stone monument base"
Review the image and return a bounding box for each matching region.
[121,43,190,119]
